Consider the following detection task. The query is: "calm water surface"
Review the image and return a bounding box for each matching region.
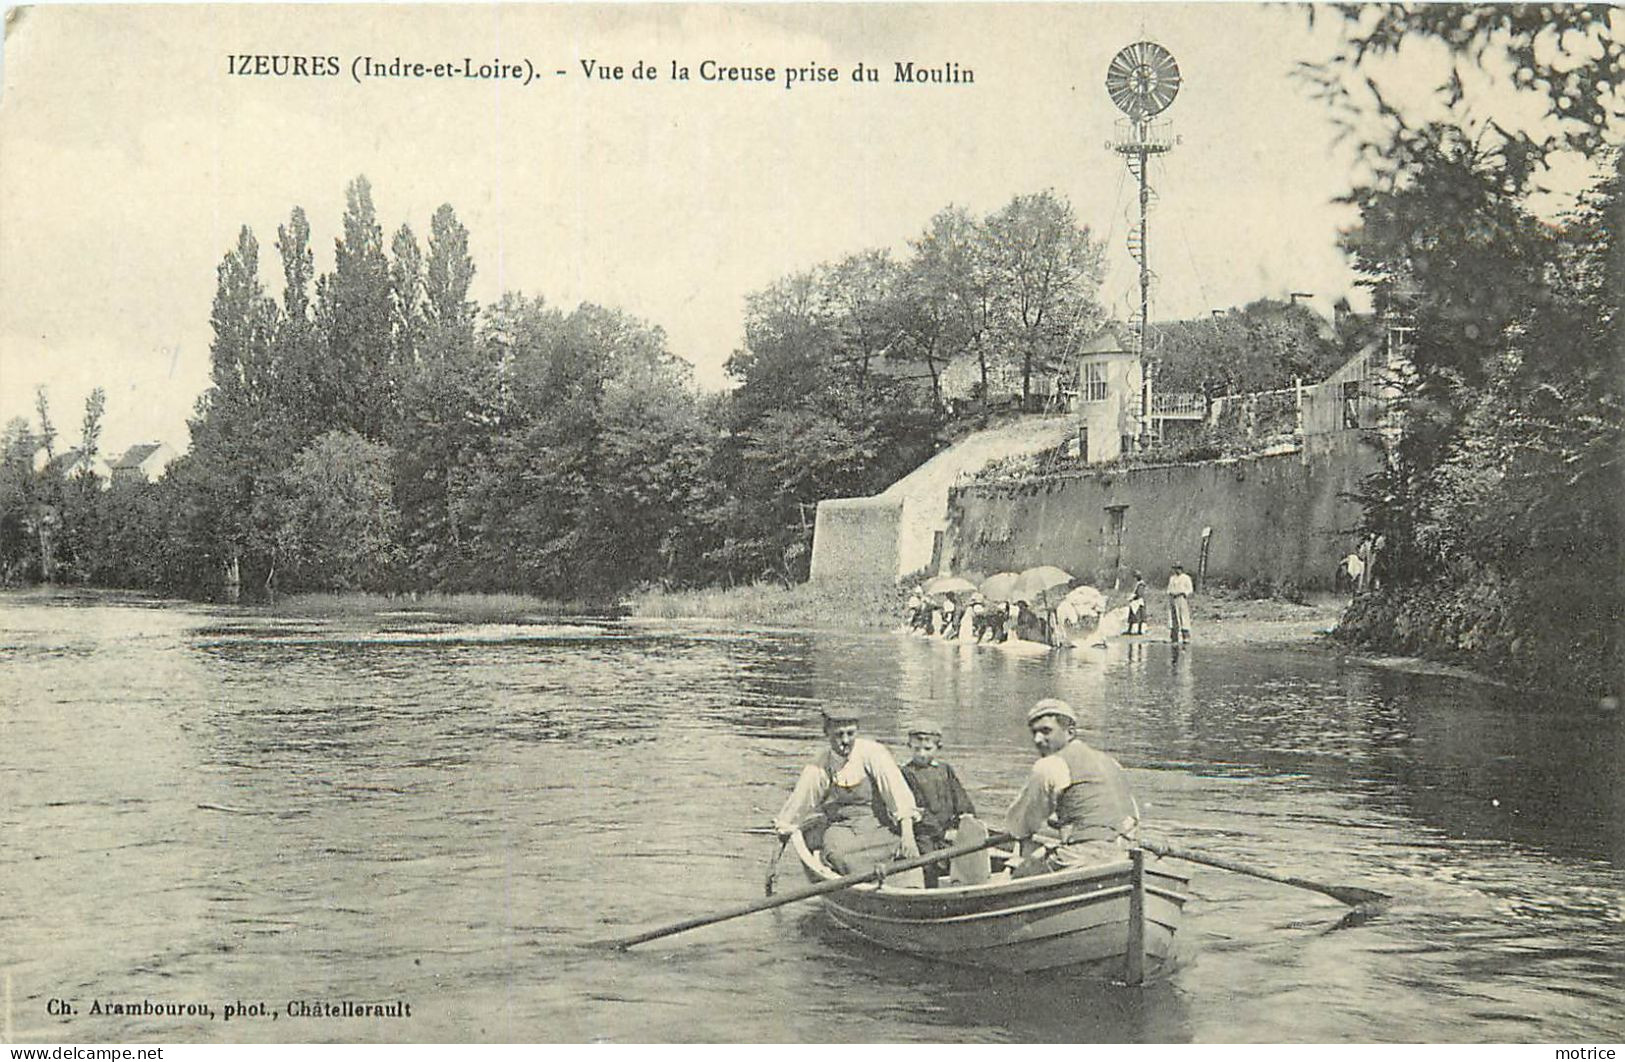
[2,592,1621,1042]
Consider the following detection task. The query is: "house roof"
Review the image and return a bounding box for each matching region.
[112,442,165,469]
[1076,327,1137,357]
[46,447,88,471]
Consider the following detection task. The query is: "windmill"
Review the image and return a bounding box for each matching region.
[1106,41,1180,444]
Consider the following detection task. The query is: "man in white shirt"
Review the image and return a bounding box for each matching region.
[774,706,921,873]
[1166,563,1194,643]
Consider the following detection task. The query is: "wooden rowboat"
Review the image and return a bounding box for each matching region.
[791,830,1189,981]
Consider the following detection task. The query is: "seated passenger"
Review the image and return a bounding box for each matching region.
[898,718,977,886]
[773,706,920,874]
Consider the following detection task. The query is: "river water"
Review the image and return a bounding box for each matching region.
[2,592,1621,1043]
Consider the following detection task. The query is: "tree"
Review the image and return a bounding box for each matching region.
[822,250,901,388]
[1312,4,1622,695]
[33,387,55,464]
[891,209,981,408]
[275,206,325,446]
[983,191,1108,407]
[316,176,395,440]
[276,430,403,590]
[909,206,997,408]
[447,301,709,596]
[77,388,106,474]
[1153,299,1341,398]
[185,225,285,590]
[1302,5,1621,197]
[425,204,477,330]
[388,223,425,370]
[0,417,39,582]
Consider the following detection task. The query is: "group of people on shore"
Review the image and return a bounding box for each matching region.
[906,590,1032,644]
[908,565,1196,647]
[904,590,1101,648]
[771,699,1139,887]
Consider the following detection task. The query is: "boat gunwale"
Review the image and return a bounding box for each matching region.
[822,881,1189,928]
[789,829,1190,907]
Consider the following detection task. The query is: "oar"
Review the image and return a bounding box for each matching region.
[1140,836,1388,908]
[593,830,1016,951]
[763,835,789,897]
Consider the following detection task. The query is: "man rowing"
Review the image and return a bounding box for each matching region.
[1005,698,1140,878]
[773,706,921,874]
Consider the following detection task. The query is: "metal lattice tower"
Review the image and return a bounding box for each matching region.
[1106,40,1180,442]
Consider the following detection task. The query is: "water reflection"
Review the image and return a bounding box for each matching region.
[3,593,1622,1043]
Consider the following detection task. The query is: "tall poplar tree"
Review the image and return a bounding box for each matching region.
[275,206,324,444]
[317,176,395,440]
[425,204,477,330]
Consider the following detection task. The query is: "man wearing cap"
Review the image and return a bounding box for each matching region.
[1166,563,1194,643]
[1005,698,1140,878]
[773,707,921,874]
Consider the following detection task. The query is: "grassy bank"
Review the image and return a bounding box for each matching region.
[625,580,906,630]
[257,590,613,623]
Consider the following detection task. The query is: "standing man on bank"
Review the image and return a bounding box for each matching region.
[773,706,921,874]
[1166,562,1194,643]
[1005,699,1141,878]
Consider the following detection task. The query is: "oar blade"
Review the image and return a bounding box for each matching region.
[1325,884,1389,908]
[1144,837,1390,913]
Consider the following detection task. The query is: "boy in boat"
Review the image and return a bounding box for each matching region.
[773,705,921,874]
[898,718,978,886]
[1005,698,1140,878]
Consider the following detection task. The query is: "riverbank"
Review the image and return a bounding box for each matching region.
[623,579,904,630]
[1178,591,1346,648]
[625,579,1350,648]
[257,590,610,623]
[1335,579,1622,705]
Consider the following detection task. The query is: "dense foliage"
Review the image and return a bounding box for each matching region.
[1151,298,1353,398]
[1,184,1106,596]
[1312,4,1622,698]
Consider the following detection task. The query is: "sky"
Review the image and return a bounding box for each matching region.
[0,2,1607,458]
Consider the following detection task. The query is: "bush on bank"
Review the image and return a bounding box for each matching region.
[1335,572,1621,702]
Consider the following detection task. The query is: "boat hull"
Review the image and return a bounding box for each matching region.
[794,834,1187,978]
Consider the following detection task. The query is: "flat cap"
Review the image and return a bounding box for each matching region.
[1026,698,1078,726]
[903,718,943,737]
[820,705,862,723]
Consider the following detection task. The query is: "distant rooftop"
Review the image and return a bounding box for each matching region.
[112,442,165,469]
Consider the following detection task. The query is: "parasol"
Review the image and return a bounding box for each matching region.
[978,572,1021,602]
[923,574,978,596]
[1012,565,1074,602]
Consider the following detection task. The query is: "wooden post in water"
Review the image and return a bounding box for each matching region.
[1124,848,1146,986]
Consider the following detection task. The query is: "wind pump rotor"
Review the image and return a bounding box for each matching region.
[1105,40,1181,121]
